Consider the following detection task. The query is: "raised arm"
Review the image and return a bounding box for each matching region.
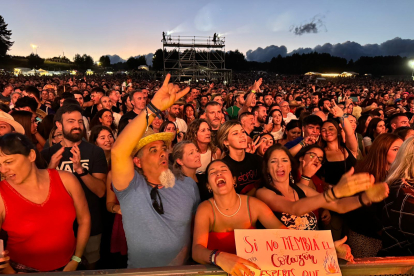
[329,100,358,156]
[111,74,190,191]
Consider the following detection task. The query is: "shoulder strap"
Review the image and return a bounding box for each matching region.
[247,196,252,226]
[207,199,216,231]
[291,184,306,199]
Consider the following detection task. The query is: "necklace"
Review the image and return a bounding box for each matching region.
[214,194,242,218]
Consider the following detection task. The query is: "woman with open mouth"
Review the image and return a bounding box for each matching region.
[192,159,286,276]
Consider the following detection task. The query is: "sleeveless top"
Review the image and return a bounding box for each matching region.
[197,148,214,174]
[265,184,318,230]
[323,147,357,185]
[207,196,255,254]
[0,169,76,271]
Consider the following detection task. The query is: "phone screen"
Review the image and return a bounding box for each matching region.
[350,96,358,102]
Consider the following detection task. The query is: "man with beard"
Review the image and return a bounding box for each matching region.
[111,74,199,268]
[199,95,209,112]
[316,98,331,121]
[41,104,107,269]
[167,102,188,133]
[250,105,267,138]
[84,87,105,121]
[205,101,223,144]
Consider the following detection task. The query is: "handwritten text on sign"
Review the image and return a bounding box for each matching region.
[235,229,341,276]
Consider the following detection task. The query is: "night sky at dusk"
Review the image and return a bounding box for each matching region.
[2,0,414,63]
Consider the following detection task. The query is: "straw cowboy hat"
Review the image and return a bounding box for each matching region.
[132,128,174,156]
[0,112,25,135]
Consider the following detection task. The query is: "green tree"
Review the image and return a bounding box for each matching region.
[136,56,147,66]
[152,49,164,71]
[0,15,14,58]
[99,55,111,67]
[27,53,44,68]
[83,54,94,68]
[73,54,83,68]
[126,57,138,69]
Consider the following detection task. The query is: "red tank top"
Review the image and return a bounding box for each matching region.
[0,169,76,271]
[207,196,255,254]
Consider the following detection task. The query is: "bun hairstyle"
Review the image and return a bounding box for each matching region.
[0,133,47,169]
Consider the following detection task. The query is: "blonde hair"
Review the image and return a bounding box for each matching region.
[385,136,414,185]
[216,120,242,154]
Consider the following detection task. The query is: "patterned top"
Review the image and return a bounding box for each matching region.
[379,179,414,257]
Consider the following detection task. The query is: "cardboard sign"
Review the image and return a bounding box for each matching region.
[235,229,341,276]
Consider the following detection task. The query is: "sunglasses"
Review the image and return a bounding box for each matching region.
[150,187,164,215]
[305,152,324,163]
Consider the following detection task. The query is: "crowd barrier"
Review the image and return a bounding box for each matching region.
[39,257,414,276]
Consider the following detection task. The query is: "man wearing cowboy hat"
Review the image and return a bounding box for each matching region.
[111,74,199,268]
[0,111,25,136]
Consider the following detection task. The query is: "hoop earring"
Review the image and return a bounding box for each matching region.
[234,182,237,188]
[208,187,212,193]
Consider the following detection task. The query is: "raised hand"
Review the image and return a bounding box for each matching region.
[365,183,389,202]
[151,74,190,111]
[302,159,322,178]
[333,167,374,198]
[252,78,263,91]
[246,136,263,153]
[70,145,83,174]
[48,146,65,169]
[328,99,344,118]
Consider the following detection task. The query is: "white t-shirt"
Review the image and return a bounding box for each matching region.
[283,113,297,124]
[173,118,188,133]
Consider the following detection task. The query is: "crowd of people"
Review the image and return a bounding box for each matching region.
[0,72,413,275]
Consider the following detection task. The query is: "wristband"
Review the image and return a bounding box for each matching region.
[209,249,218,265]
[331,187,339,199]
[251,90,256,94]
[71,255,81,263]
[147,102,162,118]
[75,168,89,177]
[214,251,221,265]
[323,191,332,203]
[358,193,372,207]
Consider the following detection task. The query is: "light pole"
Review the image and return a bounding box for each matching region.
[409,60,414,80]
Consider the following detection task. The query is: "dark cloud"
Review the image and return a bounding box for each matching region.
[107,54,125,64]
[290,15,326,36]
[246,45,288,63]
[246,37,414,62]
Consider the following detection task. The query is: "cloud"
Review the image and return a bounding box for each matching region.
[194,3,219,32]
[246,37,414,62]
[133,53,154,66]
[290,15,326,35]
[107,54,125,64]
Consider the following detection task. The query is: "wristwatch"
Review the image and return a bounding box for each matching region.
[75,168,89,177]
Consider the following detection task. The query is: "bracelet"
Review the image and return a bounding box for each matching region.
[323,191,332,203]
[301,175,311,181]
[331,187,339,200]
[299,140,307,148]
[209,249,218,265]
[71,255,81,263]
[358,193,372,207]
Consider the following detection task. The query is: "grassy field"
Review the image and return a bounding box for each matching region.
[0,58,98,71]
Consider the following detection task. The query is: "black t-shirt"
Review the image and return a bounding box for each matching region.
[222,153,263,194]
[84,104,99,121]
[112,104,121,114]
[41,141,108,236]
[120,110,139,123]
[250,126,263,138]
[0,94,10,103]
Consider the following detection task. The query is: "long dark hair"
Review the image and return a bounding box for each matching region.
[90,109,116,132]
[0,133,47,169]
[183,104,197,124]
[262,144,298,191]
[282,119,301,140]
[160,120,178,146]
[320,119,346,149]
[356,133,401,182]
[10,110,36,143]
[365,118,384,140]
[89,125,115,145]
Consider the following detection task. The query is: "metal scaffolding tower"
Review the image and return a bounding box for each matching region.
[162,34,232,83]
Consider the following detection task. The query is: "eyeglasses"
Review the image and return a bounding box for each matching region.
[150,187,164,215]
[305,152,324,163]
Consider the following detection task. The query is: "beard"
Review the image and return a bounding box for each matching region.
[159,169,176,188]
[62,125,83,142]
